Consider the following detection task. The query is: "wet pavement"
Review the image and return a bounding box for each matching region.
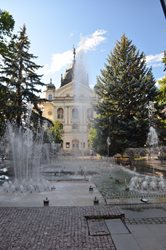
[1,157,166,249]
[0,181,105,207]
[113,204,166,250]
[0,202,166,249]
[0,206,120,250]
[1,180,166,249]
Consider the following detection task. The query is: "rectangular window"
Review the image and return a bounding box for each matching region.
[66,142,70,148]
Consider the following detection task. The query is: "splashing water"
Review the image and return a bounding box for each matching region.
[1,106,53,193]
[129,175,166,192]
[146,126,158,147]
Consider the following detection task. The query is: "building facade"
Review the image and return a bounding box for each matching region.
[41,52,96,153]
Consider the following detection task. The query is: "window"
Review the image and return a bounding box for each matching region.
[57,108,64,119]
[66,142,70,148]
[87,108,93,120]
[72,108,79,120]
[72,139,79,149]
[48,94,52,100]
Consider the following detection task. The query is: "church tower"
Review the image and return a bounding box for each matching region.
[41,47,96,154]
[45,78,56,100]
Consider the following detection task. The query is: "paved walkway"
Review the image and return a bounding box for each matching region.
[1,203,166,249]
[0,181,105,207]
[0,206,121,250]
[111,203,166,250]
[1,157,166,249]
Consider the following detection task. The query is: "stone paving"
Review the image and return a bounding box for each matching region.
[1,203,166,250]
[110,203,166,250]
[0,206,123,250]
[1,157,166,249]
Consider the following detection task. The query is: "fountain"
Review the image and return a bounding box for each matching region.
[127,101,164,194]
[129,175,166,192]
[147,126,159,148]
[0,106,53,193]
[91,102,165,200]
[73,49,94,156]
[146,101,159,157]
[0,56,165,206]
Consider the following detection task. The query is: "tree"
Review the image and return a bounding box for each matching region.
[88,127,97,149]
[0,10,15,55]
[0,10,15,135]
[43,120,63,144]
[50,120,63,143]
[163,51,166,71]
[0,25,45,128]
[157,76,166,105]
[155,76,166,145]
[94,34,157,155]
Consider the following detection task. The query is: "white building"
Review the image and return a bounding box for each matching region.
[41,49,96,154]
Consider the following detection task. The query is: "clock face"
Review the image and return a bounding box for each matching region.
[48,111,52,115]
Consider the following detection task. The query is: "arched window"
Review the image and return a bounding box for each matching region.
[72,108,79,120]
[57,108,64,119]
[87,108,93,120]
[72,139,79,149]
[48,94,52,100]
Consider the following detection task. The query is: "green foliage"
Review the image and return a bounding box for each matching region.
[157,76,166,105]
[0,10,15,135]
[155,76,166,145]
[88,127,97,148]
[0,10,14,34]
[163,51,166,71]
[94,34,157,155]
[48,120,63,143]
[0,10,14,55]
[0,25,45,128]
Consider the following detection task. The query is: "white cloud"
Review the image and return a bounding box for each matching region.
[42,29,107,76]
[146,52,164,67]
[77,29,107,53]
[42,50,73,76]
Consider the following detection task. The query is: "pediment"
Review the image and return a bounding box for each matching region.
[55,82,74,97]
[55,81,95,98]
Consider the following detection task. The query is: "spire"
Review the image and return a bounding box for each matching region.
[47,78,55,89]
[61,74,63,84]
[73,45,76,63]
[60,46,76,88]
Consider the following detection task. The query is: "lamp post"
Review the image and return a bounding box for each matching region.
[107,136,111,159]
[160,0,166,19]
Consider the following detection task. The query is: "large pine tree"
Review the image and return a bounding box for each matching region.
[0,25,45,127]
[0,10,15,135]
[94,34,157,155]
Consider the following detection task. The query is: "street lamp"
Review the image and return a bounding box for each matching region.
[107,136,111,159]
[107,116,112,159]
[160,0,166,19]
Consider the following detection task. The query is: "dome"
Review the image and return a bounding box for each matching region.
[47,78,55,89]
[60,47,76,88]
[60,66,74,87]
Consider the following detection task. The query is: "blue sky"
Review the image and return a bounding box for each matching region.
[1,0,166,90]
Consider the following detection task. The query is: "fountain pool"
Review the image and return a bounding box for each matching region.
[91,162,166,201]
